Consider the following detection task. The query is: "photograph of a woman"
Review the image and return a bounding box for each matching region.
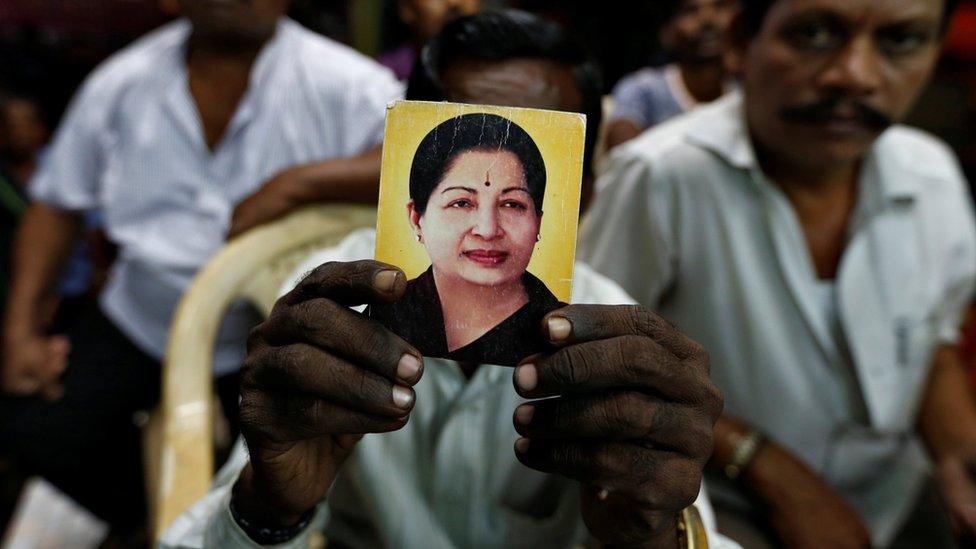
[371,112,564,366]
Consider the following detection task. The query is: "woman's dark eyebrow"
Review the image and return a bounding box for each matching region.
[440,186,476,194]
[501,187,531,195]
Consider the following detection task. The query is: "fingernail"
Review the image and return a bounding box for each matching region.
[397,354,422,384]
[547,316,572,342]
[373,270,399,292]
[515,405,534,426]
[515,437,531,454]
[515,364,537,392]
[392,385,414,409]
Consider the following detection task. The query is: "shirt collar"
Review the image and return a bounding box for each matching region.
[684,89,920,206]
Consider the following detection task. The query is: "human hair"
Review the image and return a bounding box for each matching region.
[740,0,959,36]
[658,0,690,24]
[406,9,602,180]
[409,113,546,216]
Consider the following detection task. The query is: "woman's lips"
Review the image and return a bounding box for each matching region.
[463,249,509,266]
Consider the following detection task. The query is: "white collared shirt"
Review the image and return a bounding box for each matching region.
[29,18,403,374]
[160,229,739,549]
[580,90,976,545]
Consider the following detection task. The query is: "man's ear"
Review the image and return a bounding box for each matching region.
[407,199,423,235]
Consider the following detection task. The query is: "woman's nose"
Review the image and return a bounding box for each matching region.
[471,205,503,240]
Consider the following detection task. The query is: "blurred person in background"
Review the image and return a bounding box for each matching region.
[605,0,739,150]
[582,0,975,546]
[0,93,39,314]
[0,92,111,335]
[0,0,400,542]
[378,0,482,80]
[0,92,48,190]
[162,11,737,548]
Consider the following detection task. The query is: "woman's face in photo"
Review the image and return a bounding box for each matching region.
[410,149,542,288]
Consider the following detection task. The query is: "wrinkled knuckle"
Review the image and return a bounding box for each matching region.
[594,447,622,476]
[554,443,584,468]
[246,322,271,353]
[682,421,715,460]
[703,382,724,420]
[625,305,658,335]
[308,261,342,283]
[239,394,275,442]
[613,392,652,437]
[551,348,587,387]
[611,336,644,378]
[686,341,709,368]
[241,347,271,388]
[357,324,398,362]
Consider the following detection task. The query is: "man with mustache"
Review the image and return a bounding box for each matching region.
[605,0,738,150]
[581,0,975,546]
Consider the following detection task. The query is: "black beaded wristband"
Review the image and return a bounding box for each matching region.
[229,497,316,546]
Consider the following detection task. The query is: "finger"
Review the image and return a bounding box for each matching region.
[513,393,712,456]
[514,336,707,403]
[279,260,408,308]
[246,343,416,418]
[243,390,408,442]
[258,298,423,385]
[540,305,704,361]
[514,438,702,509]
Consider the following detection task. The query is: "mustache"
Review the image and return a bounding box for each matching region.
[779,98,892,130]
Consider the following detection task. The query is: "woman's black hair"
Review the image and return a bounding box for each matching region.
[409,113,546,215]
[406,9,602,181]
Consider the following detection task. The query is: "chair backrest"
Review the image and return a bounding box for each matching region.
[145,204,377,539]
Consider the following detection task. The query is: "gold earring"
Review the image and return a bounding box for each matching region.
[536,233,541,242]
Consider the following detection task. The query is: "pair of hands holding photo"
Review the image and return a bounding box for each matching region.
[234,260,723,547]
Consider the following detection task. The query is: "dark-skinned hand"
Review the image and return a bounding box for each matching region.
[511,305,723,548]
[234,260,423,526]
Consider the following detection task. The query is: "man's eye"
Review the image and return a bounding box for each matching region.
[878,28,932,56]
[788,23,842,51]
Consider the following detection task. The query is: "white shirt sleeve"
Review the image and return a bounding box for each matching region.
[27,76,111,211]
[341,71,404,155]
[578,148,677,308]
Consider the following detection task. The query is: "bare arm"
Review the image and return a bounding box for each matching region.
[5,203,82,338]
[2,203,83,397]
[919,345,976,457]
[709,415,870,548]
[228,145,383,238]
[918,345,976,539]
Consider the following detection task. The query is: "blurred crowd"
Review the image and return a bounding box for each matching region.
[0,0,975,548]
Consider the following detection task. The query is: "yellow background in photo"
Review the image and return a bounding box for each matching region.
[374,100,586,302]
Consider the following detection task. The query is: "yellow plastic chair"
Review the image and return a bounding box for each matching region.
[144,204,377,540]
